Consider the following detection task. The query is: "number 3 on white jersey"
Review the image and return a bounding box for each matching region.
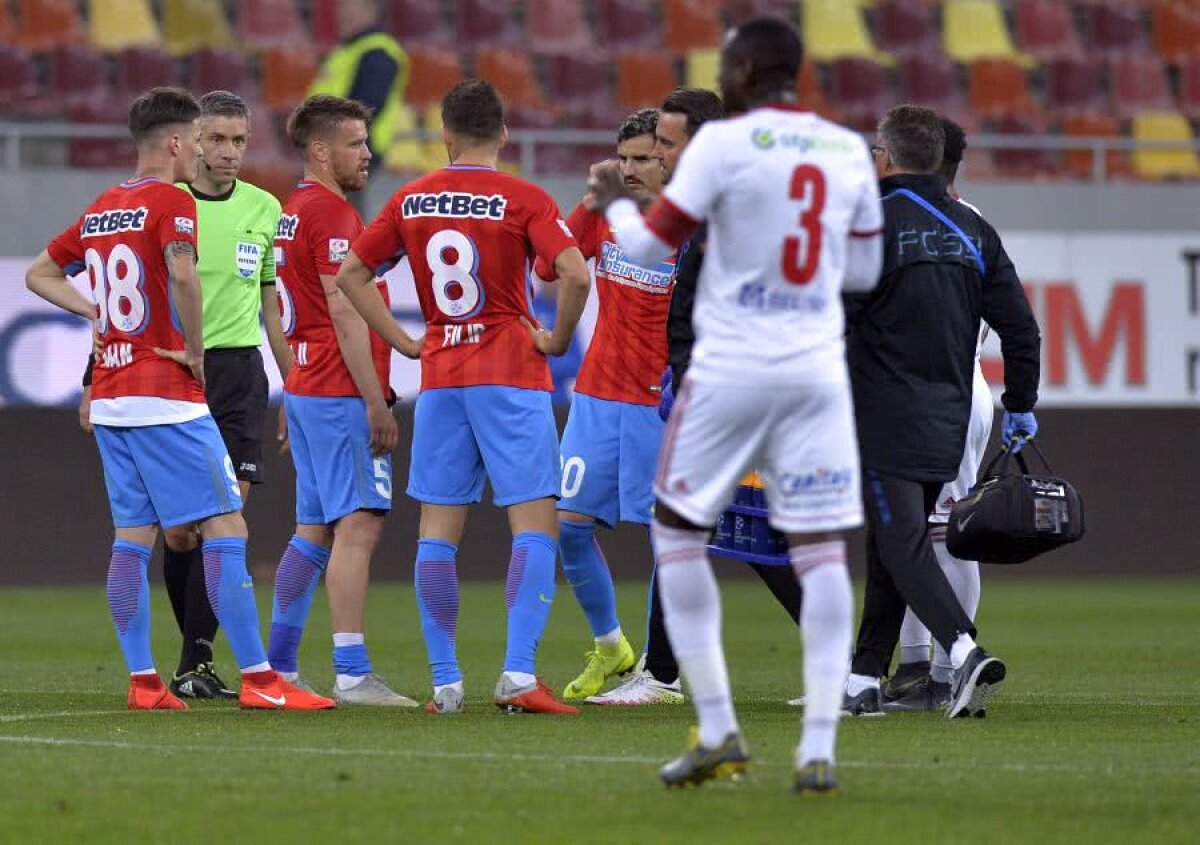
[85,244,149,335]
[782,165,827,286]
[427,229,485,319]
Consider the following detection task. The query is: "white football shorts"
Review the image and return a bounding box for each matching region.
[930,365,995,525]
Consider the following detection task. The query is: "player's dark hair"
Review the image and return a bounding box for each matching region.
[617,108,658,143]
[442,79,505,142]
[660,87,724,138]
[725,18,804,98]
[200,90,250,121]
[878,104,945,174]
[287,94,374,149]
[127,87,201,144]
[939,115,967,183]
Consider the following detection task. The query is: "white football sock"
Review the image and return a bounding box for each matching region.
[949,633,978,670]
[652,520,737,748]
[596,627,623,648]
[846,673,879,695]
[280,670,299,682]
[899,608,933,666]
[502,671,537,688]
[932,539,981,682]
[792,541,852,765]
[434,680,463,696]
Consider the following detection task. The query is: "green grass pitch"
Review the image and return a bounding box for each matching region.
[1,578,1196,844]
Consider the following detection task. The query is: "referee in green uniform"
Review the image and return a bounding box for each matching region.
[81,90,285,698]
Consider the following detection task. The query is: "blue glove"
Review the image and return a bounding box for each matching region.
[657,367,675,422]
[1001,411,1038,453]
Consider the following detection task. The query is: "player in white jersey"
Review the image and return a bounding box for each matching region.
[587,18,883,794]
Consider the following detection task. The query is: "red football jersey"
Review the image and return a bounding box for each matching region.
[275,181,391,398]
[352,165,577,391]
[47,177,204,405]
[558,204,675,406]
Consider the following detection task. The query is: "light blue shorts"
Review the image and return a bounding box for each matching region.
[94,415,242,529]
[558,393,663,527]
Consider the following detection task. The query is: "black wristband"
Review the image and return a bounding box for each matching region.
[82,353,95,388]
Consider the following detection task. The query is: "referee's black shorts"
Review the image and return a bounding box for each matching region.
[204,347,268,484]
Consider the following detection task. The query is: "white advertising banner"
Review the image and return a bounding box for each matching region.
[0,232,1196,408]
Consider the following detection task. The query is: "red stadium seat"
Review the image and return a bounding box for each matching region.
[1060,112,1132,180]
[384,0,453,48]
[543,53,615,123]
[663,0,723,53]
[593,0,662,51]
[828,57,892,133]
[1150,0,1200,64]
[1178,55,1200,120]
[47,44,113,111]
[874,1,938,59]
[261,45,319,110]
[988,112,1059,179]
[15,0,85,51]
[68,101,135,168]
[1014,0,1082,62]
[189,47,253,101]
[0,1,13,43]
[795,59,829,117]
[1081,1,1146,58]
[311,0,337,49]
[616,50,679,110]
[0,45,50,117]
[454,0,520,48]
[968,58,1036,120]
[1043,56,1104,116]
[897,54,964,115]
[405,48,465,109]
[237,0,310,51]
[726,0,797,25]
[1109,53,1175,119]
[526,0,594,55]
[475,48,546,109]
[115,46,181,102]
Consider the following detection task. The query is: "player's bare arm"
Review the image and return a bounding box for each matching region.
[24,250,97,320]
[583,160,631,213]
[156,240,205,389]
[261,283,294,454]
[335,250,422,360]
[322,272,398,457]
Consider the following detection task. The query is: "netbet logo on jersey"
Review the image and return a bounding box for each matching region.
[276,214,299,241]
[80,207,148,238]
[402,191,507,221]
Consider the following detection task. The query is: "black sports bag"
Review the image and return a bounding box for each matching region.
[946,439,1085,564]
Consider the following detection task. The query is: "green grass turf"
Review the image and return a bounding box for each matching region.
[0,578,1196,844]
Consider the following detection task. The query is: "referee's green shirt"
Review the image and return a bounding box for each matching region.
[180,180,282,349]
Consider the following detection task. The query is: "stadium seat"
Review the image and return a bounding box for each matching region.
[1110,54,1175,120]
[873,1,938,59]
[15,0,85,50]
[88,0,161,53]
[943,0,1033,68]
[593,0,662,51]
[1177,55,1200,120]
[726,0,797,25]
[1081,1,1145,58]
[384,0,453,48]
[543,53,615,122]
[163,0,235,57]
[454,0,520,48]
[663,0,723,52]
[988,112,1059,179]
[47,44,112,111]
[405,48,464,109]
[237,0,310,51]
[311,0,337,49]
[795,59,828,115]
[1150,0,1200,64]
[189,47,252,99]
[968,59,1036,120]
[828,57,892,132]
[261,46,319,111]
[897,53,964,114]
[801,0,886,64]
[1013,0,1082,62]
[616,50,678,110]
[381,101,429,173]
[0,1,12,44]
[1043,56,1105,116]
[0,45,49,117]
[1060,113,1131,180]
[1131,110,1200,179]
[240,158,301,202]
[685,47,720,90]
[116,46,180,101]
[475,48,547,109]
[68,101,136,168]
[526,0,594,54]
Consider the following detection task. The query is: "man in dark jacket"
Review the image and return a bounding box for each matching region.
[844,105,1041,719]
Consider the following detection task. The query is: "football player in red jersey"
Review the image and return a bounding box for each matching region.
[25,87,333,711]
[263,95,420,706]
[337,80,590,715]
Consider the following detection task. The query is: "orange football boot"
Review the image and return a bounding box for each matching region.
[494,676,580,715]
[238,670,337,710]
[128,674,188,710]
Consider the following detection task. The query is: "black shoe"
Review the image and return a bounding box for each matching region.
[931,679,952,709]
[882,675,938,712]
[947,647,1006,719]
[841,687,884,716]
[882,661,931,703]
[170,662,237,700]
[659,728,751,788]
[793,759,837,795]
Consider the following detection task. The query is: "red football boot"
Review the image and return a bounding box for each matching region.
[238,670,337,710]
[494,676,579,715]
[128,674,188,710]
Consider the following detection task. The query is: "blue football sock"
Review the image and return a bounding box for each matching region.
[415,539,461,685]
[107,540,153,673]
[503,531,557,674]
[333,638,372,677]
[201,537,268,670]
[559,520,620,638]
[268,535,330,673]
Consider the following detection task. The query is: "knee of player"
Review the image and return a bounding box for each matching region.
[163,525,200,552]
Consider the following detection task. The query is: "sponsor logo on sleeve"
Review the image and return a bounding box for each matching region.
[174,216,194,236]
[328,238,349,263]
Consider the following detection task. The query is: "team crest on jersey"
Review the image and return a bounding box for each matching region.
[328,238,349,263]
[80,207,148,238]
[174,216,194,235]
[276,214,299,241]
[236,241,261,278]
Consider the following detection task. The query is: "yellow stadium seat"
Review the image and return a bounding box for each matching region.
[384,103,436,174]
[1131,111,1200,181]
[685,48,719,91]
[88,0,160,51]
[943,0,1034,68]
[162,0,234,57]
[801,0,891,65]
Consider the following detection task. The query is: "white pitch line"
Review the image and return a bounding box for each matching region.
[0,733,1196,777]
